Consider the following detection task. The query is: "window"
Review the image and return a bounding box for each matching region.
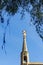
[24,56,27,62]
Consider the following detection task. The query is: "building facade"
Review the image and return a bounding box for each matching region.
[21,30,43,65]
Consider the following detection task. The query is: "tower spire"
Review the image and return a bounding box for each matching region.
[21,30,29,65]
[22,30,28,52]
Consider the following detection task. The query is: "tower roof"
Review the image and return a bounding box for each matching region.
[22,30,28,52]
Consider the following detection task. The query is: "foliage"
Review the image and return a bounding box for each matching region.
[0,0,43,51]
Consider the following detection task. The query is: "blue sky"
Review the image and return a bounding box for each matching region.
[0,10,43,65]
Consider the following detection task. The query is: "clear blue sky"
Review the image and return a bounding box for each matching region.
[0,10,43,65]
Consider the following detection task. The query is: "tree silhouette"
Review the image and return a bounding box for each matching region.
[0,0,43,51]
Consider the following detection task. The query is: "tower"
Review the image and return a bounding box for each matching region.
[21,30,29,65]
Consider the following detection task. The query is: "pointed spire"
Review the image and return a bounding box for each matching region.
[22,30,28,52]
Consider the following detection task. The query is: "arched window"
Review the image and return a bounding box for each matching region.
[24,56,27,62]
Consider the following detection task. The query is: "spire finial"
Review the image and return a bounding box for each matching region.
[23,30,26,36]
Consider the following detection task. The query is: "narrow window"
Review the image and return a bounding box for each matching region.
[24,56,27,62]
